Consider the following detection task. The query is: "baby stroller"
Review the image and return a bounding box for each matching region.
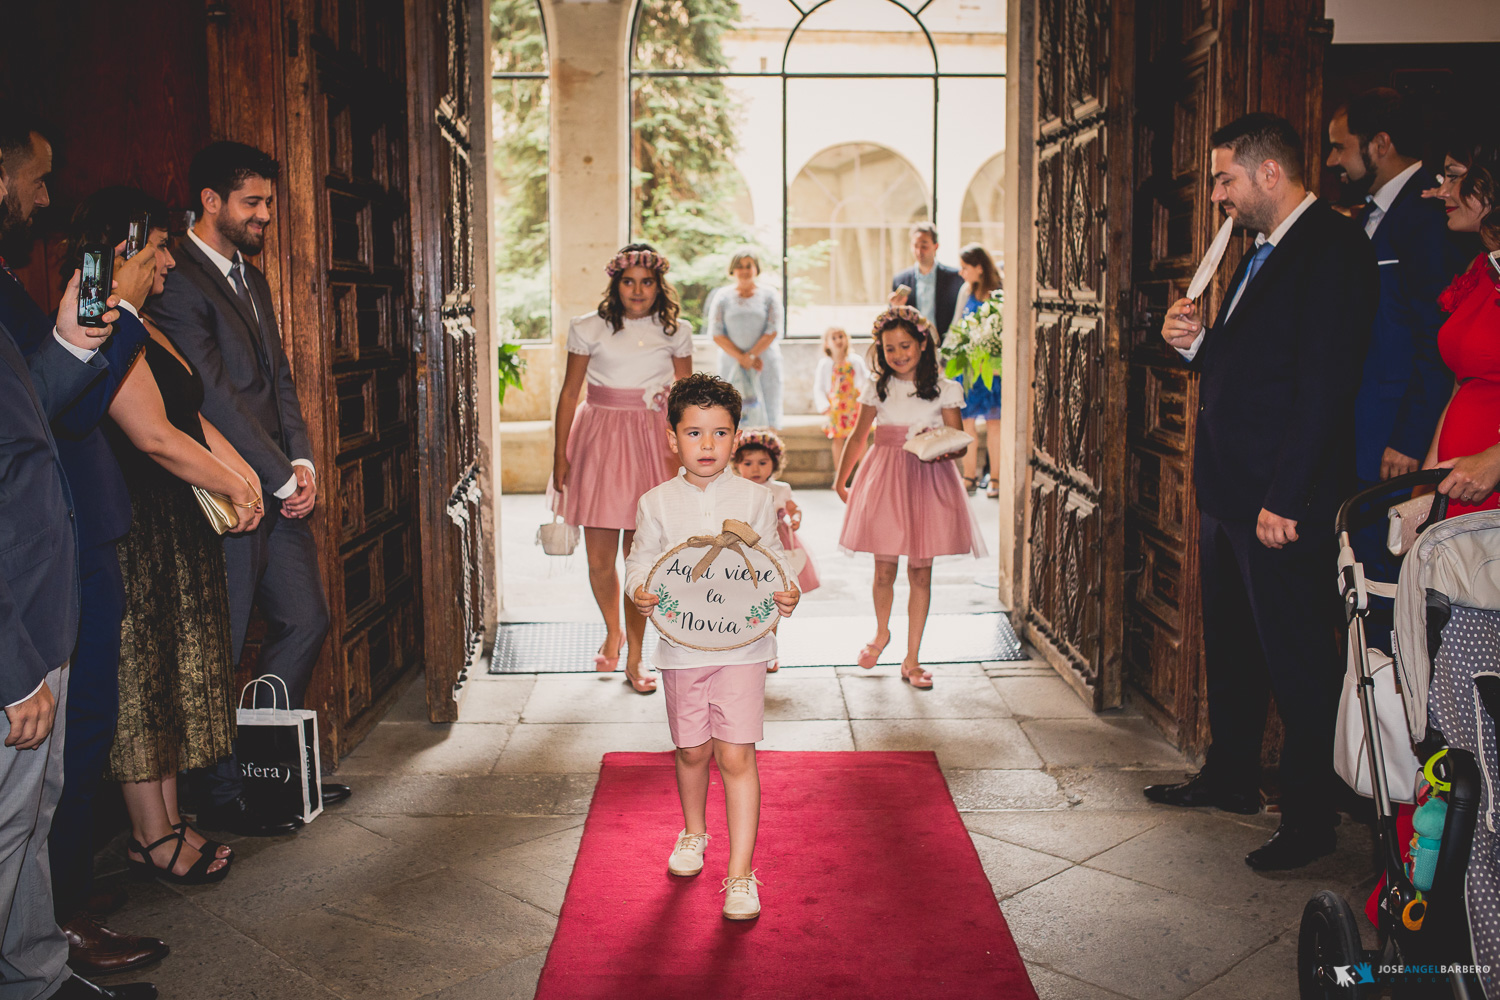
[1299,470,1494,998]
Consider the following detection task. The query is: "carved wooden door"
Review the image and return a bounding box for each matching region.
[410,0,488,721]
[1123,0,1329,756]
[1022,0,1129,710]
[306,0,426,729]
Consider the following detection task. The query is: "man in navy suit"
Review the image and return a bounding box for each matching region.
[891,223,964,342]
[1145,114,1378,870]
[1327,89,1455,487]
[0,124,158,1000]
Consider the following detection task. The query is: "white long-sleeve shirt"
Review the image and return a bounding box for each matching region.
[624,468,787,669]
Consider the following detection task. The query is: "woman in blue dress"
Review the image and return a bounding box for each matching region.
[954,243,1002,496]
[710,250,785,428]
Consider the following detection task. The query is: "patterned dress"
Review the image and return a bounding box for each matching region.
[105,336,236,783]
[825,360,862,440]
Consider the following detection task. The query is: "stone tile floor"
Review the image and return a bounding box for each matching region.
[94,659,1383,1000]
[91,491,1381,998]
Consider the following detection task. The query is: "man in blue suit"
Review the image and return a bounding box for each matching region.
[0,127,157,1000]
[1327,89,1459,487]
[0,114,169,983]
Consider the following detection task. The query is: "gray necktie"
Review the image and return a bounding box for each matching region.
[229,260,270,373]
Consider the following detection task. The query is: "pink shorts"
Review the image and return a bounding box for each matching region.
[660,661,768,747]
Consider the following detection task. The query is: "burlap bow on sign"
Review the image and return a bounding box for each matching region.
[686,519,762,587]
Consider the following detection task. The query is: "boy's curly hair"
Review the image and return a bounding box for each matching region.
[667,373,742,429]
[733,427,786,474]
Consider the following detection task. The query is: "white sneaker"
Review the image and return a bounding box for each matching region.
[720,871,762,920]
[667,829,710,876]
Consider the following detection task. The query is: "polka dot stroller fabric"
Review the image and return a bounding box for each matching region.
[1428,605,1500,1000]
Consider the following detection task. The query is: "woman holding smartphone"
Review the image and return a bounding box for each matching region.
[1419,130,1500,510]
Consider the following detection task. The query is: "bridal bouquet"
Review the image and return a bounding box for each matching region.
[941,291,1004,390]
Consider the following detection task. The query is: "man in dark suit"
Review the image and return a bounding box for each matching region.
[0,116,171,977]
[0,144,157,1000]
[151,141,346,835]
[1146,113,1378,870]
[891,222,965,342]
[1327,90,1462,599]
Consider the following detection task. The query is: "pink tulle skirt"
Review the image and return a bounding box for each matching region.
[777,519,821,593]
[557,385,677,531]
[839,425,988,560]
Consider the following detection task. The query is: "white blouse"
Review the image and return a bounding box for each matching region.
[812,354,870,413]
[566,312,694,391]
[767,479,794,512]
[859,376,965,435]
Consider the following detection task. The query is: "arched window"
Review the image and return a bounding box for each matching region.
[960,152,1005,267]
[789,143,928,331]
[490,0,550,340]
[629,0,1005,336]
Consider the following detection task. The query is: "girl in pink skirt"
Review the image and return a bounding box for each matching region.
[552,244,694,692]
[834,305,987,688]
[733,428,820,675]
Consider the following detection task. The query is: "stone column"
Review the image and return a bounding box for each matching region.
[997,0,1035,616]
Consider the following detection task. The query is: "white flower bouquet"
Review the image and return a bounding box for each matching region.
[940,291,1004,390]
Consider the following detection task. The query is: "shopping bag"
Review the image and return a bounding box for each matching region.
[235,676,324,824]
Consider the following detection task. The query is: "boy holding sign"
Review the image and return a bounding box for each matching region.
[626,373,801,920]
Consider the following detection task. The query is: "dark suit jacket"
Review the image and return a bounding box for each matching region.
[1186,200,1379,523]
[1352,177,1464,480]
[893,263,965,339]
[149,237,312,495]
[0,317,109,704]
[0,267,146,550]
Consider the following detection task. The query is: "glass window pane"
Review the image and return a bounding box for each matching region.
[782,0,935,75]
[634,0,744,73]
[919,0,1006,72]
[491,0,548,74]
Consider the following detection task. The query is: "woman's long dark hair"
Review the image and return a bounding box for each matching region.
[869,315,940,402]
[59,186,169,279]
[1446,128,1500,249]
[597,242,682,335]
[959,242,1001,302]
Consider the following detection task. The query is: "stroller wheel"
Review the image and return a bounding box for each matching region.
[1298,890,1366,998]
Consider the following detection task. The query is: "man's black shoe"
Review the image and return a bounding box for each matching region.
[1245,823,1336,870]
[321,783,352,806]
[1142,771,1260,814]
[193,795,301,837]
[53,973,157,999]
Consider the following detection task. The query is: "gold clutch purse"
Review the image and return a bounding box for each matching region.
[193,486,240,535]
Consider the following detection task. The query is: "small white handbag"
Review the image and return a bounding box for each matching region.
[1387,494,1435,556]
[1333,645,1420,803]
[537,513,579,556]
[902,425,974,462]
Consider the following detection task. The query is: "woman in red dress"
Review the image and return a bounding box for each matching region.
[1422,133,1500,512]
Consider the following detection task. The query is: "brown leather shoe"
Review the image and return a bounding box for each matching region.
[62,914,169,976]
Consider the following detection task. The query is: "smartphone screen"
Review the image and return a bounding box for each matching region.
[77,245,113,327]
[124,215,149,259]
[1488,249,1500,283]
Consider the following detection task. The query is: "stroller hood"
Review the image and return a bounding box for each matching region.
[1394,509,1500,741]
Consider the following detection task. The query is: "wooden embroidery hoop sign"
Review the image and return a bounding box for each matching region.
[645,519,792,652]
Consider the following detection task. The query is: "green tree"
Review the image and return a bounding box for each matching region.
[491,0,550,340]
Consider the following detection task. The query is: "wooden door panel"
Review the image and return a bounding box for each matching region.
[1020,0,1125,709]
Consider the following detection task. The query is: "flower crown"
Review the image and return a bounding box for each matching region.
[605,248,671,278]
[871,304,935,340]
[734,427,786,474]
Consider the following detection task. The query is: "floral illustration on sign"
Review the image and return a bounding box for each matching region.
[746,595,776,628]
[654,584,680,622]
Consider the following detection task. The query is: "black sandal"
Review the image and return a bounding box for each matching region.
[127,831,230,885]
[173,820,232,862]
[962,475,978,495]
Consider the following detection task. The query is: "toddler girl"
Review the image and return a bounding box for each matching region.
[812,326,870,480]
[834,305,987,688]
[735,428,819,673]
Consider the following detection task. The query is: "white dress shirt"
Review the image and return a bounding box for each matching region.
[1364,160,1424,238]
[188,228,311,500]
[1176,192,1318,362]
[623,468,787,669]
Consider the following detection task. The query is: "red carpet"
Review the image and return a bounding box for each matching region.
[534,751,1037,1000]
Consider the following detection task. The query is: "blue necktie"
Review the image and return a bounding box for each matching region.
[1227,241,1274,317]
